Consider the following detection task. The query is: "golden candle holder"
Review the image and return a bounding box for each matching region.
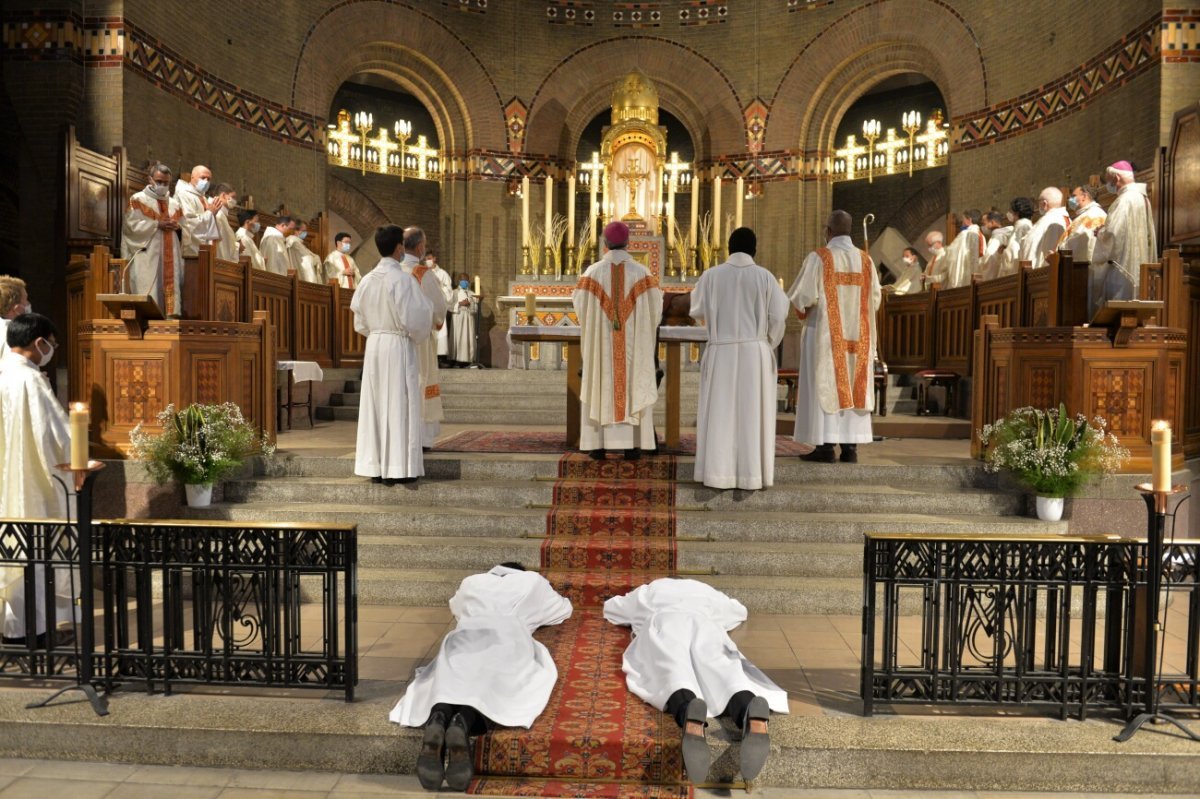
[54,460,107,492]
[520,245,532,276]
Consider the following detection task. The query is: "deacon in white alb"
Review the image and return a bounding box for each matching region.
[426,252,453,363]
[1091,160,1157,313]
[980,211,1013,281]
[0,314,79,642]
[448,272,477,367]
[1001,196,1035,277]
[688,227,789,490]
[287,221,324,283]
[390,563,572,792]
[235,209,266,271]
[211,183,240,262]
[941,209,986,288]
[121,163,184,316]
[604,578,787,783]
[573,221,662,460]
[400,228,449,450]
[1065,184,1107,266]
[351,225,434,484]
[259,216,294,275]
[173,165,222,258]
[324,232,362,289]
[1018,187,1071,270]
[789,210,882,464]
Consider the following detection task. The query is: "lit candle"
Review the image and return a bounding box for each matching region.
[778,276,785,289]
[1151,420,1172,492]
[544,176,553,246]
[69,402,89,470]
[525,292,537,324]
[735,176,744,229]
[689,177,698,250]
[567,172,576,248]
[711,175,722,249]
[473,275,481,295]
[667,173,677,250]
[521,176,531,249]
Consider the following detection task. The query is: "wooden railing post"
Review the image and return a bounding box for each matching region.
[253,309,277,445]
[926,284,939,369]
[330,281,343,368]
[289,271,300,360]
[970,313,1000,459]
[239,255,253,323]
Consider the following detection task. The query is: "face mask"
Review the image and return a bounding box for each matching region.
[903,257,915,266]
[194,178,209,193]
[1067,196,1079,211]
[459,280,469,289]
[34,339,55,367]
[251,222,261,233]
[225,198,237,209]
[340,242,352,253]
[20,302,32,315]
[298,231,307,240]
[148,183,169,198]
[425,258,434,266]
[1006,212,1016,223]
[1105,182,1117,194]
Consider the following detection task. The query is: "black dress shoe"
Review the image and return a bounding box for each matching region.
[370,476,383,484]
[681,697,710,783]
[839,445,858,464]
[799,445,835,463]
[422,447,432,453]
[588,449,606,461]
[417,710,447,790]
[396,477,418,484]
[738,695,770,780]
[624,448,641,461]
[444,712,474,791]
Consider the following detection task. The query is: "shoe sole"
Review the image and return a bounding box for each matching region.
[416,724,445,791]
[681,698,710,783]
[444,723,473,791]
[739,696,770,781]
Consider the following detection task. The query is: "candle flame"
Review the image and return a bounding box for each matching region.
[1151,419,1170,432]
[71,402,89,412]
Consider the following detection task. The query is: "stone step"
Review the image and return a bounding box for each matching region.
[316,406,701,425]
[329,392,360,407]
[314,406,359,422]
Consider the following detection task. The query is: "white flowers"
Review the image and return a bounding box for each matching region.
[130,402,273,486]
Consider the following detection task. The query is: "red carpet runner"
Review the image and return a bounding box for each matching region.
[468,454,691,799]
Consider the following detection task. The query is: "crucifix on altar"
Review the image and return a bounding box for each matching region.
[617,152,650,221]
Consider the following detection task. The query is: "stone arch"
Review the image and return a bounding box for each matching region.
[327,174,390,235]
[290,1,507,152]
[524,37,744,162]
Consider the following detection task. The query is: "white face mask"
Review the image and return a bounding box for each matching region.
[251,222,261,233]
[34,338,55,367]
[194,178,209,193]
[340,242,352,253]
[425,258,434,266]
[1105,181,1117,194]
[148,182,169,198]
[903,256,916,266]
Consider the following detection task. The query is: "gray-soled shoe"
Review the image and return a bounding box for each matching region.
[681,697,710,783]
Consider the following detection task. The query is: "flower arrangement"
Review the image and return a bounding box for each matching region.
[978,404,1129,498]
[130,402,273,487]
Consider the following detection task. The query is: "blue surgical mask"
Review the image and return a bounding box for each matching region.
[194,178,209,193]
[1067,196,1079,211]
[459,280,469,289]
[340,242,351,253]
[298,231,307,240]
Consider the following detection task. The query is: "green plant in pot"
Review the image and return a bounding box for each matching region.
[978,403,1129,521]
[130,402,273,507]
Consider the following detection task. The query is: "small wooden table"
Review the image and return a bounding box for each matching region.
[508,325,709,450]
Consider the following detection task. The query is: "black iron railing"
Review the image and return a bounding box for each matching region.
[862,532,1200,721]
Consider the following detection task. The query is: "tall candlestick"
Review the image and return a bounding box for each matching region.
[667,173,677,249]
[567,172,576,247]
[544,176,553,246]
[525,293,537,324]
[521,176,531,248]
[473,274,480,296]
[589,169,599,247]
[689,177,699,250]
[69,402,89,470]
[1151,420,1172,492]
[735,176,744,229]
[601,168,610,228]
[711,175,722,249]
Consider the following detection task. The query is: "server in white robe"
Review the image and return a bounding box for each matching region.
[1001,197,1035,276]
[211,183,240,262]
[941,210,986,288]
[920,230,947,289]
[174,165,222,258]
[287,223,324,283]
[604,578,787,782]
[351,225,433,484]
[1018,188,1071,270]
[1065,185,1107,265]
[121,164,184,316]
[0,314,78,642]
[324,232,362,289]
[573,221,662,459]
[448,273,477,367]
[426,253,453,362]
[236,210,266,271]
[980,212,1013,281]
[0,277,30,363]
[888,248,923,295]
[789,211,881,463]
[390,564,572,791]
[259,217,295,276]
[688,228,789,490]
[1091,160,1157,314]
[400,228,449,450]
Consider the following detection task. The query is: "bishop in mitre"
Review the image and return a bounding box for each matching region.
[789,210,881,463]
[351,225,433,484]
[1018,188,1071,269]
[688,227,790,490]
[259,216,294,275]
[173,165,222,258]
[121,163,184,316]
[604,578,787,783]
[287,221,324,283]
[573,221,662,460]
[400,227,449,449]
[1091,160,1157,314]
[390,563,572,792]
[941,209,986,288]
[0,314,79,643]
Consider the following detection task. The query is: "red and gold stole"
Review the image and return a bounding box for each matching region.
[129,197,182,315]
[817,247,872,410]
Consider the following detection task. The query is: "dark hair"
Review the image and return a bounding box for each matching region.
[213,183,235,196]
[984,211,1005,225]
[148,163,172,179]
[727,227,757,257]
[962,209,982,225]
[6,312,58,349]
[498,561,527,571]
[334,231,351,243]
[375,224,405,257]
[1010,197,1034,219]
[237,209,258,226]
[1074,185,1097,201]
[275,215,294,227]
[403,226,426,252]
[902,246,919,257]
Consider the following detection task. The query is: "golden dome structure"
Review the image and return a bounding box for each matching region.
[611,68,659,125]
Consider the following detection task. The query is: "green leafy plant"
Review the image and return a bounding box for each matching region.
[130,402,273,486]
[978,404,1129,498]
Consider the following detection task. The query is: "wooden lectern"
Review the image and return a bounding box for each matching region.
[96,293,162,340]
[1088,300,1164,347]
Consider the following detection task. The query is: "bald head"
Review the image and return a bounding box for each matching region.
[1038,186,1063,211]
[402,226,426,256]
[825,210,852,238]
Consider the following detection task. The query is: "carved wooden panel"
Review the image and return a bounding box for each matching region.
[879,292,931,373]
[1088,366,1147,440]
[336,289,365,365]
[110,357,167,428]
[1024,362,1062,410]
[1168,103,1200,244]
[934,285,973,372]
[192,357,225,405]
[296,282,333,366]
[1024,269,1051,326]
[66,128,120,244]
[1186,272,1200,457]
[252,273,294,360]
[241,355,259,423]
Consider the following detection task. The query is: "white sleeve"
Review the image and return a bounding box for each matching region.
[788,252,822,310]
[687,272,707,323]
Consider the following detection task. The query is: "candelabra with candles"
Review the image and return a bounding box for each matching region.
[394,120,412,182]
[902,110,922,177]
[353,112,373,176]
[862,119,881,183]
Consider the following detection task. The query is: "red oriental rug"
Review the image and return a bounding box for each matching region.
[437,430,809,457]
[467,454,691,798]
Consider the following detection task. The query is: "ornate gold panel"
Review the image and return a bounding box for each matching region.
[111,357,166,427]
[1088,366,1146,438]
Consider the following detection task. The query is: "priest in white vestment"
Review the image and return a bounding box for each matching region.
[1001,197,1035,277]
[400,228,449,450]
[448,273,477,367]
[351,225,433,484]
[212,183,240,262]
[0,276,30,363]
[604,577,787,782]
[324,232,362,289]
[1091,160,1157,314]
[1065,185,1107,265]
[236,210,266,271]
[941,210,986,288]
[426,253,454,363]
[688,227,789,490]
[121,164,184,316]
[0,314,79,642]
[980,212,1012,281]
[789,211,881,463]
[573,221,662,460]
[259,217,294,276]
[390,563,572,791]
[1018,188,1071,270]
[287,222,324,283]
[920,230,947,289]
[888,248,924,295]
[174,165,222,258]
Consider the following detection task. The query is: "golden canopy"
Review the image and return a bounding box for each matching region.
[611,68,659,125]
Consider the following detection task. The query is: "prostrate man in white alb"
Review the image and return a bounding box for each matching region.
[389,563,572,792]
[287,221,324,283]
[400,227,449,451]
[688,227,789,490]
[236,209,266,271]
[173,164,223,258]
[121,163,184,316]
[0,314,79,645]
[211,183,240,262]
[941,209,986,288]
[1001,196,1035,277]
[259,216,295,275]
[789,210,882,464]
[573,221,662,461]
[604,578,787,784]
[1091,160,1157,313]
[351,224,433,485]
[1018,187,1071,270]
[1065,184,1107,269]
[448,272,477,367]
[324,232,361,289]
[425,251,453,366]
[0,276,30,364]
[919,230,946,289]
[980,211,1013,281]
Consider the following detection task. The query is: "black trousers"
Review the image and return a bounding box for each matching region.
[664,688,757,729]
[428,703,489,736]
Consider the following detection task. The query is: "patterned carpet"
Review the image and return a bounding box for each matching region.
[437,430,809,457]
[468,454,691,798]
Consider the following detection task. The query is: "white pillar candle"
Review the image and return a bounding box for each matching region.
[689,177,698,250]
[711,175,722,248]
[69,402,89,470]
[589,169,599,246]
[1151,420,1172,492]
[544,176,553,244]
[735,176,744,229]
[525,293,537,323]
[521,176,530,248]
[601,167,610,228]
[667,174,677,249]
[473,274,480,295]
[567,172,576,247]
